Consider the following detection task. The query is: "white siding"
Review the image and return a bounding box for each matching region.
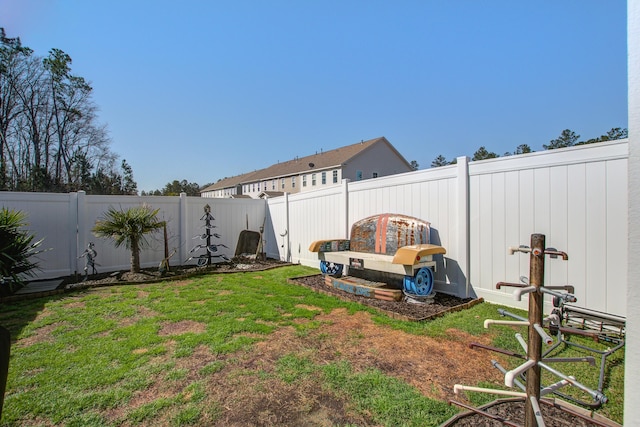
[626,2,639,423]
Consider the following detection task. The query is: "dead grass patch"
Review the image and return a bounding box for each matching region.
[294,304,323,311]
[158,320,206,336]
[18,323,60,347]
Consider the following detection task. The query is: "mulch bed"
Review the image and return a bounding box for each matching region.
[443,398,618,427]
[60,258,290,290]
[289,273,482,321]
[2,258,290,302]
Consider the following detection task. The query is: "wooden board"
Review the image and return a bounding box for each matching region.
[392,244,447,265]
[309,239,350,252]
[324,276,402,301]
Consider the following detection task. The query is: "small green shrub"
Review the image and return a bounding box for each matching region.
[0,207,44,293]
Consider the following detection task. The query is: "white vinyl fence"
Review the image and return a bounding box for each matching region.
[0,192,266,280]
[0,140,628,316]
[269,140,628,316]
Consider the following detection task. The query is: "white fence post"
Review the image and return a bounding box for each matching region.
[342,178,350,239]
[179,193,187,265]
[69,192,79,276]
[284,192,291,262]
[456,157,471,298]
[75,191,87,277]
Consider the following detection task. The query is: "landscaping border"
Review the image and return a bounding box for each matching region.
[288,273,484,322]
[1,262,293,303]
[442,397,622,427]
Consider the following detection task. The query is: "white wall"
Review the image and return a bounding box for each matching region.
[625,1,639,425]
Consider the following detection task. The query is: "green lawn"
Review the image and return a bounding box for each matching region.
[0,265,624,426]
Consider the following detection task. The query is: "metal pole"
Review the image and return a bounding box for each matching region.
[526,233,545,427]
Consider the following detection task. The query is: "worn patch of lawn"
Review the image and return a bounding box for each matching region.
[0,265,624,425]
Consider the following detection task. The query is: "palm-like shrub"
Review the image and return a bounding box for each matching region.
[92,205,164,273]
[0,208,44,289]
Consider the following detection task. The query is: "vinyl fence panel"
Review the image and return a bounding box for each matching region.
[0,192,76,278]
[1,140,628,316]
[267,140,627,316]
[468,141,627,315]
[0,192,265,279]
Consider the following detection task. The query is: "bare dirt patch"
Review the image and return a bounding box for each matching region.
[17,323,59,348]
[63,300,86,309]
[294,304,323,311]
[158,320,206,336]
[258,308,499,401]
[119,306,160,328]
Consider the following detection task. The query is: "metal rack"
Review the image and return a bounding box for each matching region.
[450,233,615,427]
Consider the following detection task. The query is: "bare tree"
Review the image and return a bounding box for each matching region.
[0,27,134,194]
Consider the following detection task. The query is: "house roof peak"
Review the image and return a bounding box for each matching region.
[202,136,398,192]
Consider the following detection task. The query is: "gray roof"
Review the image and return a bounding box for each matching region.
[200,171,259,193]
[201,137,407,192]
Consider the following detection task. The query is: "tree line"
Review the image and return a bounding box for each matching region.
[0,28,135,194]
[140,179,205,196]
[430,127,628,167]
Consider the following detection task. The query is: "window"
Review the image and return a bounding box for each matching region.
[321,172,326,185]
[312,174,316,186]
[356,170,363,181]
[272,180,275,190]
[303,175,307,187]
[281,178,285,189]
[332,170,338,183]
[291,176,296,188]
[372,172,378,178]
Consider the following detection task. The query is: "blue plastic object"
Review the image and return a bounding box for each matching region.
[403,267,434,296]
[320,261,343,277]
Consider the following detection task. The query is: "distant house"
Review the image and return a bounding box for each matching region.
[200,137,414,199]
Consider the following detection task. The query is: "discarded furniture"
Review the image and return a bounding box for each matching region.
[309,213,446,301]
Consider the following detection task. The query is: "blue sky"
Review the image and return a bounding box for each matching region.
[2,1,628,193]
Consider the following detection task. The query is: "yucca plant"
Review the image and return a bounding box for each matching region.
[0,207,44,291]
[92,204,164,273]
